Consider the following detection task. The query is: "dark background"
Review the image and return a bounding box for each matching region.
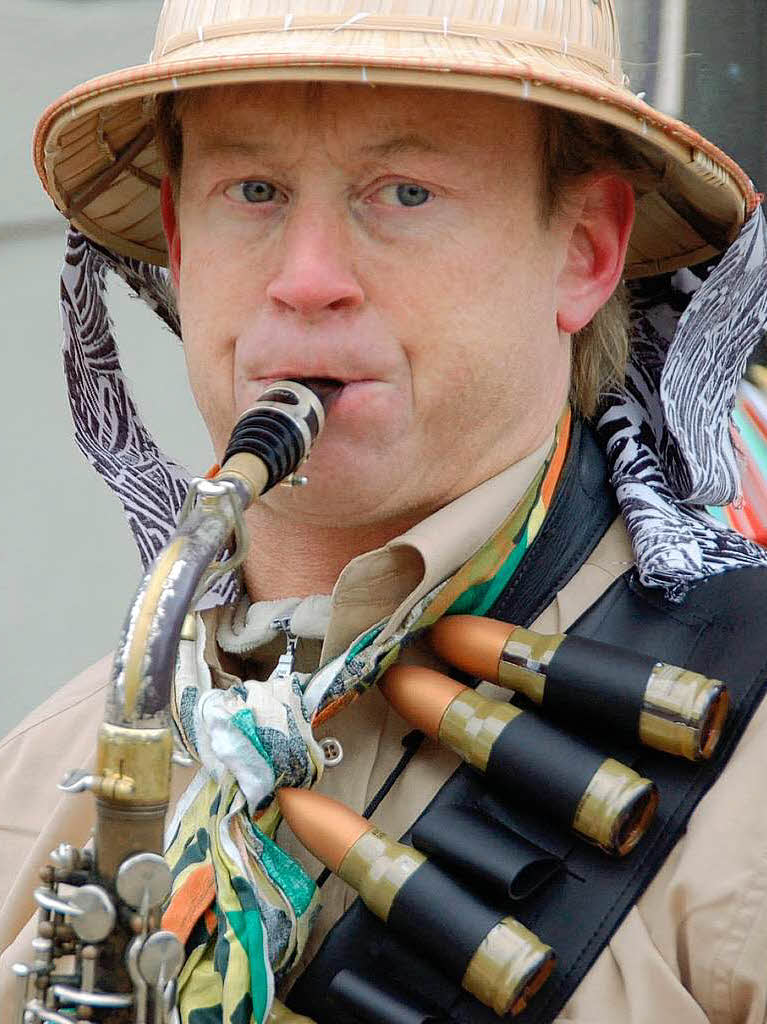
[618,0,767,190]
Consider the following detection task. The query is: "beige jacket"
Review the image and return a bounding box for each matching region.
[3,448,767,1024]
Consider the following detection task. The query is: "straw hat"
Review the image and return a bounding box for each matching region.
[34,0,758,278]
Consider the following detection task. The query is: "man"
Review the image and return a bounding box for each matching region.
[4,0,767,1021]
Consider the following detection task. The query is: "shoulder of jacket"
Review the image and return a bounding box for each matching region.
[0,653,113,751]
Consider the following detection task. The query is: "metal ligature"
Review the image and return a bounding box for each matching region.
[13,379,338,1024]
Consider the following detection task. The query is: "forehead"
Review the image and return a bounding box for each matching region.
[179,82,543,166]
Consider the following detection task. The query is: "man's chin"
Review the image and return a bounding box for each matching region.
[253,449,417,527]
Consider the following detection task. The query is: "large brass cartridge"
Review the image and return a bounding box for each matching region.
[380,665,657,856]
[429,615,729,762]
[278,788,554,1017]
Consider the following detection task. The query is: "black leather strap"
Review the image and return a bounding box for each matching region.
[543,636,654,738]
[388,861,505,978]
[485,712,604,826]
[328,970,446,1023]
[411,808,562,901]
[287,420,767,1024]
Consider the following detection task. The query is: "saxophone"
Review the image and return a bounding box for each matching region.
[12,380,337,1024]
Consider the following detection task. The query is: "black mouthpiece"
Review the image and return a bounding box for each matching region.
[222,379,337,492]
[301,377,343,412]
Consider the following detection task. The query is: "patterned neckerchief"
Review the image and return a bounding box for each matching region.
[59,209,767,610]
[162,410,571,1024]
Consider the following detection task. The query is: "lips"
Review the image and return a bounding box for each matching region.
[249,374,344,405]
[235,318,401,414]
[244,376,389,428]
[236,329,399,426]
[261,374,344,390]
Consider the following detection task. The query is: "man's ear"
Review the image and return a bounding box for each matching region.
[555,175,635,334]
[160,176,181,289]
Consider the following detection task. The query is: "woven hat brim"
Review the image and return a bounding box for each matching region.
[34,31,759,278]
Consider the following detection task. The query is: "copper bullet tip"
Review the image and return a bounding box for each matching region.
[276,788,371,874]
[429,615,513,681]
[379,664,465,738]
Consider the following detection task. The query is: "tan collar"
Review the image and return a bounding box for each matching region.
[320,430,555,663]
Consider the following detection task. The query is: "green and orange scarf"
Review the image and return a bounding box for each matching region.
[163,407,571,1023]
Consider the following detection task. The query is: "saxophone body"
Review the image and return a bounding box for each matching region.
[13,380,336,1024]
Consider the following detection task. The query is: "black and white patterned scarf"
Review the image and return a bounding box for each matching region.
[597,207,767,599]
[60,230,240,606]
[60,208,767,606]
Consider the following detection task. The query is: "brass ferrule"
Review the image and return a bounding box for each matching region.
[338,828,425,922]
[498,628,564,702]
[215,451,270,504]
[94,723,172,877]
[439,688,523,772]
[96,722,173,806]
[639,663,729,761]
[572,757,658,856]
[462,916,555,1017]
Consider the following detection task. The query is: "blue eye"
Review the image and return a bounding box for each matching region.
[395,184,431,207]
[235,181,277,203]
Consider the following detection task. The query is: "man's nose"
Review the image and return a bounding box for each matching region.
[266,204,365,319]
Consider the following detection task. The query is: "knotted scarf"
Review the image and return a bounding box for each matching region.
[161,412,570,1022]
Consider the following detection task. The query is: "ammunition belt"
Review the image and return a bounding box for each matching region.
[288,421,767,1023]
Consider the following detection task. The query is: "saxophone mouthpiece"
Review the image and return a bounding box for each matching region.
[300,377,343,413]
[218,379,339,500]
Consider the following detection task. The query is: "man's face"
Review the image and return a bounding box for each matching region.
[169,83,574,528]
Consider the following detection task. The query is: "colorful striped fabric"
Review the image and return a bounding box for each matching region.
[444,406,571,617]
[709,378,767,546]
[162,408,572,1023]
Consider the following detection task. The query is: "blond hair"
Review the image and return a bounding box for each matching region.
[154,93,637,418]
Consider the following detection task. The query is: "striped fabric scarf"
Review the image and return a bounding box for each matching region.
[162,410,571,1023]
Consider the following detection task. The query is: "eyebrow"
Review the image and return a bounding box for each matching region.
[194,132,448,162]
[195,138,272,160]
[357,134,448,159]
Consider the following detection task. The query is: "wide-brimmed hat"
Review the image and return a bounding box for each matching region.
[34,0,758,278]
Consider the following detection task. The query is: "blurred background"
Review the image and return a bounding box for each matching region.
[1,0,766,738]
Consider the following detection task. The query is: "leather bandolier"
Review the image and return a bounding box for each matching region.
[287,418,767,1024]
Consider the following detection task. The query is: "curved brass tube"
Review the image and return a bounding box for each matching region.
[96,381,334,869]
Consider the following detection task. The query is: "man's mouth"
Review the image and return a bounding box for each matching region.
[244,374,389,434]
[292,376,344,406]
[252,375,345,412]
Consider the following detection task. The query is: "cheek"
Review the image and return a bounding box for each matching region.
[387,225,559,413]
[176,252,238,455]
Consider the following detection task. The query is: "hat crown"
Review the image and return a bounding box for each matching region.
[35,0,750,276]
[152,0,622,68]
